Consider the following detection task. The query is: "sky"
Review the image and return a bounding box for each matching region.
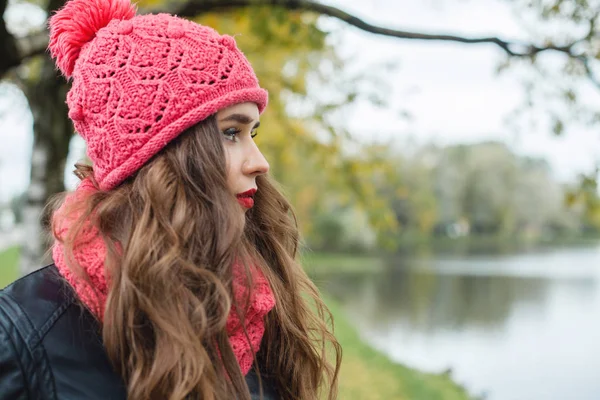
[324,0,600,178]
[2,0,600,202]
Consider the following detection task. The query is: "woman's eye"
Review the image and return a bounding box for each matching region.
[223,128,240,142]
[251,130,258,139]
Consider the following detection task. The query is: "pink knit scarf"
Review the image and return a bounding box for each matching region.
[51,179,275,375]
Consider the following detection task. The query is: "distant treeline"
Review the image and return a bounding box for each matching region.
[306,141,600,254]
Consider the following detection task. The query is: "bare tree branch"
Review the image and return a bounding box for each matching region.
[1,0,598,84]
[164,0,576,57]
[580,57,600,90]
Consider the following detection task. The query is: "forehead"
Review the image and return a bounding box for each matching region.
[216,102,259,121]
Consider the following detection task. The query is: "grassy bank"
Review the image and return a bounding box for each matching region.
[0,248,472,399]
[0,246,19,288]
[326,295,472,400]
[301,251,386,275]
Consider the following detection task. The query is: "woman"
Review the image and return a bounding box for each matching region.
[0,0,341,398]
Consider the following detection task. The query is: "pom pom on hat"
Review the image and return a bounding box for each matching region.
[48,0,137,78]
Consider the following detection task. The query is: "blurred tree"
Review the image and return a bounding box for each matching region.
[1,0,600,271]
[388,149,439,237]
[19,55,71,273]
[367,139,587,250]
[500,0,600,133]
[9,192,26,225]
[432,141,584,239]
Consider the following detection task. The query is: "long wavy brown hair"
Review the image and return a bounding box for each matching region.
[51,115,341,399]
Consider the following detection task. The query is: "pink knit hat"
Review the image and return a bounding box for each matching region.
[48,0,268,190]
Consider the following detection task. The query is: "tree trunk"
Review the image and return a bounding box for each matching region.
[19,55,71,275]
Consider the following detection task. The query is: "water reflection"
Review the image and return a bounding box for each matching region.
[317,248,600,400]
[324,267,567,333]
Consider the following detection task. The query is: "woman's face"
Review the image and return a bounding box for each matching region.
[216,102,270,211]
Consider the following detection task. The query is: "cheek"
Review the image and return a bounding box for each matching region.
[224,146,240,192]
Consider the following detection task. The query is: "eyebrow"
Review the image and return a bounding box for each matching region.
[219,113,260,129]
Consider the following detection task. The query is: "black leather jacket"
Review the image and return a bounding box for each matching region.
[0,264,278,399]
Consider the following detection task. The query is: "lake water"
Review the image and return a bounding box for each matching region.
[318,246,600,400]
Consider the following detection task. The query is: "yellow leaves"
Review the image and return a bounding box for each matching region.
[198,14,220,30]
[417,210,437,235]
[134,0,163,10]
[396,187,409,198]
[565,191,578,206]
[294,185,319,234]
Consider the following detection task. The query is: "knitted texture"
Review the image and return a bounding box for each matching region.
[52,179,276,375]
[48,0,268,190]
[227,262,276,374]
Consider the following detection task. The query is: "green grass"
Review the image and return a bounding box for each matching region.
[0,247,19,288]
[326,295,473,400]
[301,251,385,275]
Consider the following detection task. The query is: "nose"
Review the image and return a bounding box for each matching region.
[243,140,270,176]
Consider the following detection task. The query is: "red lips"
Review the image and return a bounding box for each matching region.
[236,188,256,209]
